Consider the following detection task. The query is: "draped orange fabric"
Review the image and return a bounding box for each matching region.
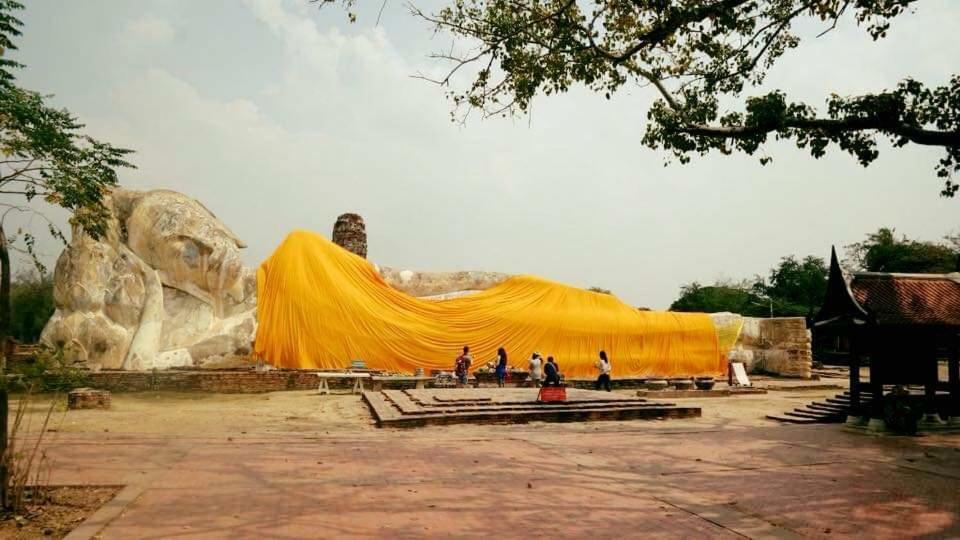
[254,230,724,379]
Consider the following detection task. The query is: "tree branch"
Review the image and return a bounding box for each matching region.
[682,117,960,147]
[594,0,753,63]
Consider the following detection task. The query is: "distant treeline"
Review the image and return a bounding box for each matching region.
[670,227,960,319]
[9,270,54,344]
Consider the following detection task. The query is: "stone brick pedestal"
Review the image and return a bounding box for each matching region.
[725,317,813,378]
[68,388,112,410]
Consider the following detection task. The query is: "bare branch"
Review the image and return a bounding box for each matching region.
[816,0,851,38]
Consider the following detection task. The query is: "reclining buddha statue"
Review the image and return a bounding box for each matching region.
[41,188,516,370]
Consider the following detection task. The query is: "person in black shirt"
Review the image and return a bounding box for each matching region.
[495,347,508,388]
[595,350,612,392]
[543,356,561,386]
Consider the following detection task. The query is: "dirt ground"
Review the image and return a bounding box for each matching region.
[14,389,377,438]
[0,486,118,539]
[12,384,843,438]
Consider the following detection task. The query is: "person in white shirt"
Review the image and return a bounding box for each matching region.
[528,352,543,387]
[595,350,612,392]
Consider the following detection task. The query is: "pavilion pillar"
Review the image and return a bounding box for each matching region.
[866,339,885,432]
[950,333,960,426]
[920,336,946,426]
[846,330,864,426]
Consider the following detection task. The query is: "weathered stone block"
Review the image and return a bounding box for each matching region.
[68,388,112,410]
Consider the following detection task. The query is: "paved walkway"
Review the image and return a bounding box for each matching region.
[42,421,960,539]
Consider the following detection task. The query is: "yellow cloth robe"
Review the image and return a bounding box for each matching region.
[254,230,725,379]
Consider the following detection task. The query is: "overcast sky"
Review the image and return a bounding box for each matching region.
[10,0,960,308]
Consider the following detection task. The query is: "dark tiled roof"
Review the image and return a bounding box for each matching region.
[850,274,960,326]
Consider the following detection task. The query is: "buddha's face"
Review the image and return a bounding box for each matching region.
[123,190,247,309]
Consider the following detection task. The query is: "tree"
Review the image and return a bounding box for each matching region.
[670,255,826,317]
[0,1,133,361]
[0,3,132,508]
[846,227,959,273]
[587,286,612,294]
[669,280,769,316]
[369,0,960,197]
[946,230,960,254]
[8,270,52,344]
[753,255,827,319]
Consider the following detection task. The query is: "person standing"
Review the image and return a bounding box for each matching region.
[528,352,543,387]
[543,356,561,386]
[595,350,612,392]
[495,347,508,388]
[455,346,473,387]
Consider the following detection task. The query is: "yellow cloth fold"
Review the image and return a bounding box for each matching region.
[254,230,724,379]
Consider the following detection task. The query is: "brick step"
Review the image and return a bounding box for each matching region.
[768,391,871,424]
[765,414,821,425]
[391,400,679,417]
[784,410,836,420]
[375,404,701,428]
[414,399,652,410]
[808,398,870,410]
[425,396,494,403]
[412,392,648,407]
[362,391,403,421]
[806,403,849,413]
[367,389,701,428]
[791,406,840,417]
[390,390,657,415]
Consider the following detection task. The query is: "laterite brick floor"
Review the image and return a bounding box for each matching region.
[19,391,960,539]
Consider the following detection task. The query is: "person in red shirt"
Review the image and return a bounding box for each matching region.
[454,346,473,387]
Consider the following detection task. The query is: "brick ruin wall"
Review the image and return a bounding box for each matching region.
[331,213,367,259]
[82,370,455,393]
[728,317,812,378]
[79,369,659,393]
[84,370,381,393]
[86,370,314,393]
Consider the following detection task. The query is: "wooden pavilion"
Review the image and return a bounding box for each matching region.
[813,247,960,430]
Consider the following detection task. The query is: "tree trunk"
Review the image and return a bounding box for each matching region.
[0,224,8,509]
[0,222,8,358]
[0,387,6,510]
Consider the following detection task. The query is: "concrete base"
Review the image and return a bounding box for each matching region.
[920,413,947,427]
[845,415,866,426]
[867,418,887,433]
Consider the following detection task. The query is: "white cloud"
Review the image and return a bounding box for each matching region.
[18,0,960,309]
[118,14,175,47]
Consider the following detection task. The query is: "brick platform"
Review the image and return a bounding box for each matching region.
[363,388,701,428]
[82,369,432,393]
